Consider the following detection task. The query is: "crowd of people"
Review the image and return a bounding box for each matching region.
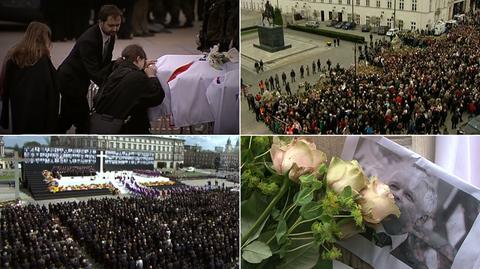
[1,0,238,134]
[133,169,163,177]
[248,11,480,134]
[24,147,97,165]
[51,188,238,269]
[1,187,238,268]
[120,175,164,197]
[41,0,202,41]
[0,204,94,268]
[51,165,97,178]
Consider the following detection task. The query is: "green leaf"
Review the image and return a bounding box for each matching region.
[341,186,353,199]
[316,164,327,176]
[300,201,322,220]
[311,180,323,191]
[276,217,287,245]
[242,240,273,264]
[299,173,316,185]
[277,238,292,259]
[271,208,281,221]
[241,192,269,240]
[295,187,314,206]
[277,242,320,269]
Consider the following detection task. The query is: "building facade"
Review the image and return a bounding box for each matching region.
[50,136,185,169]
[183,138,239,171]
[242,0,477,30]
[184,149,219,169]
[220,138,239,171]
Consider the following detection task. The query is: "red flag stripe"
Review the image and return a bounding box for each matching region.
[167,61,194,83]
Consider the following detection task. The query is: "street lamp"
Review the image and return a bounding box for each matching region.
[352,0,357,101]
[394,0,397,29]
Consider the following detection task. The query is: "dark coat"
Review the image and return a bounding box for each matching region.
[58,24,115,99]
[93,61,165,134]
[1,56,59,133]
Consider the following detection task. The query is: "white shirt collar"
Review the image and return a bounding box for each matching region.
[99,25,110,45]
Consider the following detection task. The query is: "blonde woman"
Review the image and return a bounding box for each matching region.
[1,22,59,133]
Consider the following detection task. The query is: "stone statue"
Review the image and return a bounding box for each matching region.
[262,1,275,26]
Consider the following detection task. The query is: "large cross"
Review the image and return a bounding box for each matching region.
[97,151,108,174]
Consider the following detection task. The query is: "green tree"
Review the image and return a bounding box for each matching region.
[12,144,21,154]
[24,141,42,148]
[273,7,283,26]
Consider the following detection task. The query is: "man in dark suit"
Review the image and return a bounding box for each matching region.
[57,4,122,133]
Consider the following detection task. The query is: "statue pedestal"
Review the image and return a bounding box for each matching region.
[254,25,291,52]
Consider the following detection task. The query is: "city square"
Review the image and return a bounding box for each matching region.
[0,135,239,268]
[241,0,480,134]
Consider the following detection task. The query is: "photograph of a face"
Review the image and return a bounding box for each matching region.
[341,137,480,269]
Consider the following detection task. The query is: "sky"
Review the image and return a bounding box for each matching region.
[2,136,238,151]
[183,136,238,151]
[4,136,49,147]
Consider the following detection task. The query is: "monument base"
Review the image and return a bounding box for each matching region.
[255,25,291,52]
[253,43,292,52]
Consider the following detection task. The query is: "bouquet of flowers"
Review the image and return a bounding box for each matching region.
[207,45,239,70]
[241,137,401,268]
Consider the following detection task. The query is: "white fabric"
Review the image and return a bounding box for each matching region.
[206,66,239,134]
[56,170,169,187]
[435,136,480,188]
[150,54,239,128]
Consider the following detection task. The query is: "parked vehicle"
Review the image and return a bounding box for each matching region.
[446,20,458,30]
[306,20,320,28]
[454,14,466,22]
[335,21,344,28]
[342,22,356,30]
[378,26,389,35]
[328,20,338,27]
[434,21,446,35]
[361,24,371,32]
[386,28,399,37]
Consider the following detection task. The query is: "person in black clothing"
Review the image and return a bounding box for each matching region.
[1,22,59,134]
[91,44,165,134]
[57,4,122,134]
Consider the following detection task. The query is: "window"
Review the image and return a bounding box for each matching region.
[347,14,352,22]
[328,0,332,3]
[399,0,404,10]
[356,0,360,5]
[366,0,370,6]
[321,0,324,3]
[387,0,392,8]
[412,0,417,11]
[355,14,360,24]
[398,20,404,30]
[347,0,351,4]
[411,21,416,30]
[376,0,380,7]
[366,16,370,25]
[387,18,392,28]
[339,0,342,4]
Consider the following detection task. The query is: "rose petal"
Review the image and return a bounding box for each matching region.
[282,141,313,173]
[270,143,286,173]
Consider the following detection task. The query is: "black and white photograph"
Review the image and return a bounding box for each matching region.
[340,136,480,269]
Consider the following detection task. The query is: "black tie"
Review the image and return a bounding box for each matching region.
[103,38,110,60]
[374,232,392,247]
